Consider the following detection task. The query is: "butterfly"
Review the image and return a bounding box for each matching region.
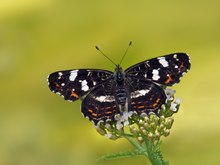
[47,46,190,125]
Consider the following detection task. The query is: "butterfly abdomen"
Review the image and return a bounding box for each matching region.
[115,87,127,107]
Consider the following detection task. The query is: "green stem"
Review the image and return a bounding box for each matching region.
[122,134,148,157]
[123,133,168,165]
[144,140,168,165]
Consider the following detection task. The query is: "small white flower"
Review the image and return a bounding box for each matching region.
[116,122,123,130]
[105,133,113,139]
[124,120,130,126]
[94,125,100,130]
[115,111,133,129]
[114,114,121,120]
[175,97,181,105]
[94,124,106,135]
[165,88,176,101]
[105,123,111,129]
[170,102,178,112]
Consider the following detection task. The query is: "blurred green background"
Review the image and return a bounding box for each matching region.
[0,0,220,164]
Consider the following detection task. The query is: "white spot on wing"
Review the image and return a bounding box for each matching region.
[69,70,78,81]
[152,69,160,80]
[58,72,63,79]
[158,57,169,67]
[131,89,150,98]
[81,80,89,91]
[58,72,63,76]
[95,95,115,102]
[87,72,91,76]
[139,89,150,95]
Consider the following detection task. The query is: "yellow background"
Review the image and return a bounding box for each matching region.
[0,0,220,164]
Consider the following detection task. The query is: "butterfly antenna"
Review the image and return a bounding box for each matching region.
[95,46,117,66]
[119,41,132,66]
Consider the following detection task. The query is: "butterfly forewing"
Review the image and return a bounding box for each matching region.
[125,53,190,86]
[48,69,113,101]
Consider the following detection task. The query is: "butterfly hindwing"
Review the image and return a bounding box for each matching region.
[81,80,120,124]
[125,53,190,86]
[48,69,113,101]
[128,79,167,115]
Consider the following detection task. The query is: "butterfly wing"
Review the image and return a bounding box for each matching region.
[48,69,113,101]
[127,78,167,115]
[125,53,190,86]
[81,79,121,124]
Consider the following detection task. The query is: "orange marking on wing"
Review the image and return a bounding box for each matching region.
[54,82,60,88]
[152,98,161,108]
[92,113,98,117]
[180,62,184,69]
[105,111,112,114]
[70,91,79,98]
[179,62,185,72]
[165,74,173,84]
[138,105,145,109]
[88,109,93,113]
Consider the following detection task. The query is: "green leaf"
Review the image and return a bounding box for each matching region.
[121,133,147,155]
[143,138,168,165]
[97,150,145,161]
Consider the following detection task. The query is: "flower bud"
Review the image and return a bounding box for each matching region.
[129,126,139,137]
[105,133,119,140]
[163,129,170,137]
[143,123,150,131]
[140,128,148,136]
[95,125,107,135]
[144,116,149,123]
[148,132,154,139]
[105,123,114,131]
[138,119,144,126]
[137,136,144,143]
[165,117,174,129]
[159,116,165,123]
[150,123,157,131]
[159,123,165,130]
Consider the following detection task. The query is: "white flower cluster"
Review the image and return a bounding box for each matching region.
[165,88,181,113]
[95,88,181,140]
